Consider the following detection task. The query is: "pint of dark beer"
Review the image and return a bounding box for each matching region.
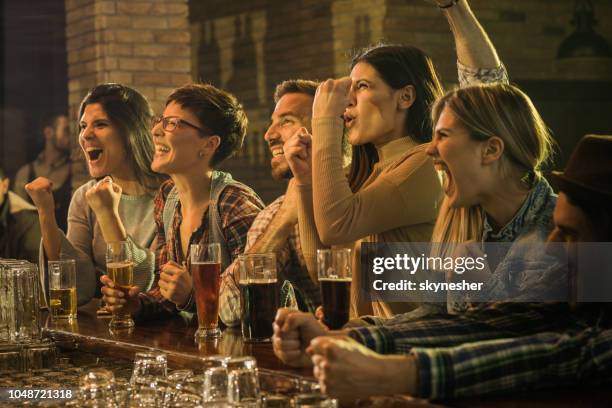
[191,243,222,339]
[238,253,278,342]
[106,241,135,330]
[317,249,352,329]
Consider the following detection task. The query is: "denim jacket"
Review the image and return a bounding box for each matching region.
[448,177,561,312]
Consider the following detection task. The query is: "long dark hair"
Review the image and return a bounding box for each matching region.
[79,83,164,191]
[348,44,444,192]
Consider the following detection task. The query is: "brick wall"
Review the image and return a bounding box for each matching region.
[65,0,193,185]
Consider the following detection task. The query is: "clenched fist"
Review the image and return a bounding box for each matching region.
[25,177,56,215]
[313,77,352,119]
[284,127,312,186]
[86,176,122,218]
[159,261,193,307]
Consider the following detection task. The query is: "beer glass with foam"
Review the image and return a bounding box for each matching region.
[48,259,77,321]
[190,243,222,339]
[238,253,278,342]
[106,241,134,329]
[317,248,352,329]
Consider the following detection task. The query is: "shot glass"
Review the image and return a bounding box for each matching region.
[228,367,260,406]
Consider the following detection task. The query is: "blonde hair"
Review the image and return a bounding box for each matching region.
[431,83,554,247]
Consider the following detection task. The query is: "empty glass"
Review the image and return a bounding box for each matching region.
[48,259,77,321]
[79,368,117,407]
[130,351,168,386]
[204,366,229,402]
[223,356,257,372]
[228,367,260,406]
[0,260,42,343]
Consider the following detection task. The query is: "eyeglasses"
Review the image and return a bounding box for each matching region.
[152,115,209,135]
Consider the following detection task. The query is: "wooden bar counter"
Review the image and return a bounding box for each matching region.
[42,302,611,408]
[44,301,312,379]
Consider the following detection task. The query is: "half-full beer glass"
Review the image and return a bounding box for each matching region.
[48,259,77,321]
[106,241,134,329]
[238,253,278,342]
[317,249,352,329]
[191,243,222,339]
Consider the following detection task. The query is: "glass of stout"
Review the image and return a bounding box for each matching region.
[317,248,352,329]
[191,243,222,339]
[238,253,278,342]
[106,241,134,329]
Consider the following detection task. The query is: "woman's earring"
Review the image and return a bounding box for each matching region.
[198,151,205,158]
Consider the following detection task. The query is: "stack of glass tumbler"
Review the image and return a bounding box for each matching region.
[0,258,56,373]
[76,352,337,407]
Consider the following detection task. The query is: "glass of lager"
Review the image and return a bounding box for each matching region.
[317,248,352,329]
[106,241,134,329]
[190,243,222,339]
[238,253,278,342]
[48,259,77,321]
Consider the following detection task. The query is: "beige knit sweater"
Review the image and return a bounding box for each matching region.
[298,117,442,319]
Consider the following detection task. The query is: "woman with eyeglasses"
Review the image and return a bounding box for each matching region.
[26,83,165,306]
[99,83,264,321]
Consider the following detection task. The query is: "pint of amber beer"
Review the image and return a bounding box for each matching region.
[106,241,134,330]
[190,243,222,339]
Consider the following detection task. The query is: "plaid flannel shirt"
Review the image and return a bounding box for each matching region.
[220,194,321,326]
[138,179,263,321]
[348,303,612,399]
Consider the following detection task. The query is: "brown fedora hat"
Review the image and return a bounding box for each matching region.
[549,134,612,202]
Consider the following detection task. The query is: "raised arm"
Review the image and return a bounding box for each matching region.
[437,0,500,69]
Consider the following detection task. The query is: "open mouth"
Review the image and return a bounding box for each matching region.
[269,144,284,158]
[343,113,355,128]
[155,144,170,155]
[434,160,454,196]
[86,147,103,162]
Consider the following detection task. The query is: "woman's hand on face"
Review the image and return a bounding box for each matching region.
[100,275,142,316]
[25,177,56,215]
[159,261,193,307]
[313,77,352,119]
[284,128,313,186]
[85,176,122,218]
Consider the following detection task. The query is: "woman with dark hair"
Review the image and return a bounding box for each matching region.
[26,83,165,306]
[284,0,509,320]
[99,84,264,323]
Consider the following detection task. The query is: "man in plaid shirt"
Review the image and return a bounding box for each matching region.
[217,80,324,327]
[273,135,612,402]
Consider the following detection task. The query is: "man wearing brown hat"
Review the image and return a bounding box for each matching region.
[273,134,612,401]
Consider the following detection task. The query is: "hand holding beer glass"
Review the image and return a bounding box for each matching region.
[48,259,77,321]
[191,243,222,339]
[238,253,278,342]
[317,249,352,330]
[105,241,135,329]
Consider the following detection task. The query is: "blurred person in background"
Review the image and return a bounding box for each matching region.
[14,113,72,232]
[0,166,40,263]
